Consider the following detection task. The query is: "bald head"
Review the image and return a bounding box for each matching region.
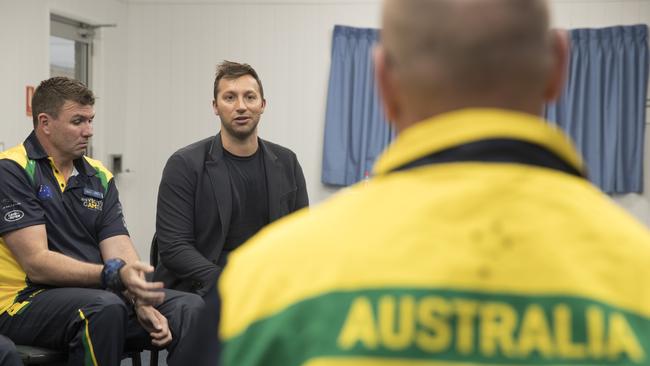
[376,0,567,130]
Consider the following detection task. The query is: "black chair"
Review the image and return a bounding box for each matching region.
[148,232,161,366]
[16,345,65,365]
[16,344,144,365]
[150,233,160,269]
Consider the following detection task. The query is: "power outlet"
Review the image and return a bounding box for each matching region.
[110,154,123,174]
[0,142,4,151]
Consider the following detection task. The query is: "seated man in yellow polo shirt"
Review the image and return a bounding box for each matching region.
[0,77,216,365]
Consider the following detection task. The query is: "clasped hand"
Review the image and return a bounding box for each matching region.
[135,301,173,347]
[119,261,165,305]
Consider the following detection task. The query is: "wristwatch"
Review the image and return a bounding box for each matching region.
[101,258,126,292]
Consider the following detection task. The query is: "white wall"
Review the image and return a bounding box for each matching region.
[1,0,649,258]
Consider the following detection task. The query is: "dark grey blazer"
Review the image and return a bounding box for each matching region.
[153,133,309,296]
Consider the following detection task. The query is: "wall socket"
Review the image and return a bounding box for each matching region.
[110,154,123,174]
[0,142,4,151]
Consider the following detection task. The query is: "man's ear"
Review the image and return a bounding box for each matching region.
[374,45,400,124]
[37,113,51,135]
[544,29,570,102]
[260,99,267,114]
[212,100,219,116]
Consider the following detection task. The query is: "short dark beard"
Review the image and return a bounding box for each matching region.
[221,120,259,141]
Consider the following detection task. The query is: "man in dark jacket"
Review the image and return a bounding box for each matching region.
[154,61,309,297]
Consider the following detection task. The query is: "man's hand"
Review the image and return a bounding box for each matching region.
[120,261,165,305]
[135,303,172,347]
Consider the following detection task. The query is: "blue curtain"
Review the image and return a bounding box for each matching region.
[545,25,649,193]
[322,24,649,191]
[321,25,394,186]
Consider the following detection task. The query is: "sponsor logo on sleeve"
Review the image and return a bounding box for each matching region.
[1,198,21,210]
[4,210,24,222]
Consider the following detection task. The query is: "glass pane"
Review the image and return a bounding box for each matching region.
[49,34,92,156]
[50,36,76,79]
[75,42,89,84]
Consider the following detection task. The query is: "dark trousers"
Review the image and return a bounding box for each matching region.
[0,287,218,366]
[0,334,21,366]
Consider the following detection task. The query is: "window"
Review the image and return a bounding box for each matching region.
[50,14,93,86]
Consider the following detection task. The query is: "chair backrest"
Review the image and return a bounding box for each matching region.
[16,345,146,366]
[150,233,159,268]
[147,233,161,365]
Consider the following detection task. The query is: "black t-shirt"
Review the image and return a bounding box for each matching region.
[223,147,269,253]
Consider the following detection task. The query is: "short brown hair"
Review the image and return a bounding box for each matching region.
[31,77,95,128]
[213,61,265,100]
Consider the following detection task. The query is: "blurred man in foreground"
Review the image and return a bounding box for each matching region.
[219,1,650,365]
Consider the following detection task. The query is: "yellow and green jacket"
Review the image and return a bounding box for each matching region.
[219,109,650,366]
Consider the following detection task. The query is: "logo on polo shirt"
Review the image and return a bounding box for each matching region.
[81,197,103,211]
[1,198,21,210]
[4,210,24,222]
[83,188,104,200]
